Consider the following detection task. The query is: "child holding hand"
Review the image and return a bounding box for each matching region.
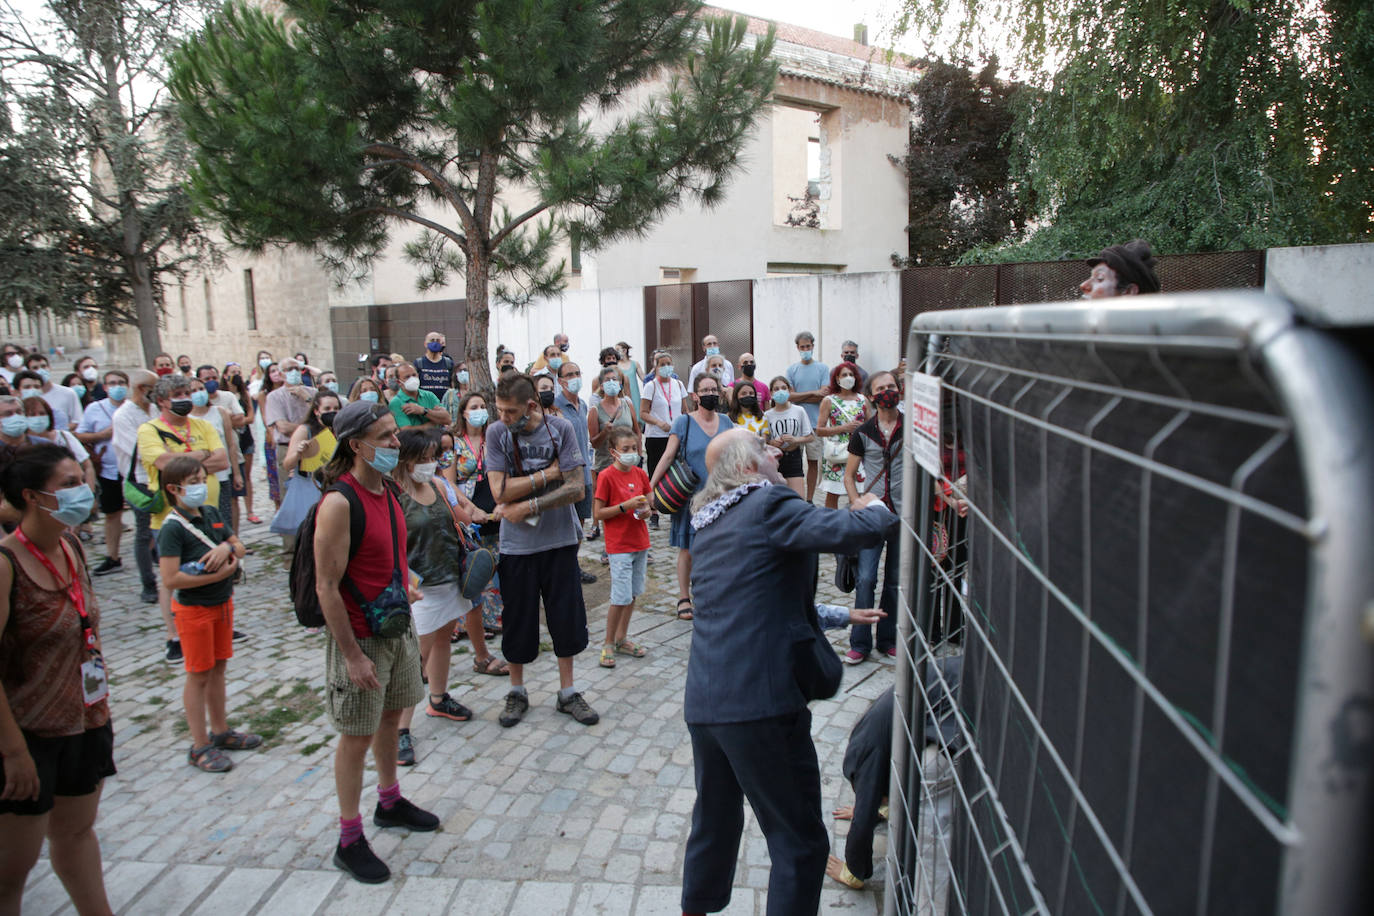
[592,427,652,668]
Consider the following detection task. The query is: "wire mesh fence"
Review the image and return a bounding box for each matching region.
[887,292,1374,915]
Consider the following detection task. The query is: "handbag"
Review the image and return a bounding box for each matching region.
[792,610,843,702]
[651,418,699,514]
[359,488,412,638]
[123,425,193,514]
[437,478,497,600]
[834,552,858,593]
[822,434,849,464]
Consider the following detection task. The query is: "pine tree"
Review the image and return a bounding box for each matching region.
[171,1,777,390]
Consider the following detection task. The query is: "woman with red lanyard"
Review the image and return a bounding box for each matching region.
[0,444,114,914]
[639,350,690,531]
[450,392,507,673]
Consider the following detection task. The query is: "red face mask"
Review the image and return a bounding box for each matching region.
[874,389,901,410]
[155,366,173,377]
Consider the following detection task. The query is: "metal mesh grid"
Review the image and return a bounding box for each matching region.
[885,294,1372,915]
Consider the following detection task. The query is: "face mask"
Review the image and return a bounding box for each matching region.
[843,354,858,364]
[37,368,50,383]
[170,398,194,417]
[366,442,399,474]
[874,388,901,409]
[259,358,272,370]
[204,379,219,395]
[616,451,641,467]
[402,376,420,393]
[108,385,128,402]
[657,365,673,378]
[705,346,720,357]
[456,370,470,386]
[40,485,95,526]
[565,377,582,394]
[71,385,86,400]
[386,379,401,393]
[602,380,621,397]
[437,449,454,469]
[738,396,757,410]
[359,390,380,404]
[467,408,488,427]
[548,357,563,371]
[325,381,338,394]
[155,366,173,377]
[698,393,720,411]
[838,375,856,390]
[410,461,439,481]
[558,343,570,353]
[5,354,22,370]
[179,364,193,375]
[26,415,50,433]
[1,415,29,437]
[285,370,303,386]
[190,390,209,407]
[510,412,534,435]
[772,389,791,405]
[427,340,444,353]
[740,363,755,376]
[320,411,337,428]
[178,482,209,509]
[81,366,99,382]
[800,350,813,363]
[19,388,40,400]
[538,390,556,408]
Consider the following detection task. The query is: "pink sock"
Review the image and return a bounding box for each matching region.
[378,781,401,810]
[339,814,363,847]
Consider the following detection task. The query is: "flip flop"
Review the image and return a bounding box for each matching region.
[247,514,263,524]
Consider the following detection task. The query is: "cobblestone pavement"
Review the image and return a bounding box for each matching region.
[25,470,895,915]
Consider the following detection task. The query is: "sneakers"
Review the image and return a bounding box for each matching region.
[92,556,122,576]
[373,796,439,832]
[141,586,159,604]
[165,640,183,663]
[397,729,415,766]
[556,691,600,726]
[334,835,390,884]
[232,629,247,642]
[498,691,529,728]
[580,569,598,584]
[425,693,473,721]
[842,649,867,666]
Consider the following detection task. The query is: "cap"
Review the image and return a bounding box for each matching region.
[332,400,389,441]
[1087,239,1160,294]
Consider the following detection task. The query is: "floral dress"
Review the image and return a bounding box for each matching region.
[453,430,502,631]
[820,396,867,493]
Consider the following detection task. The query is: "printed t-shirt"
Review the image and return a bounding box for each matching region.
[594,465,651,554]
[157,506,235,605]
[765,403,813,441]
[136,417,224,529]
[413,354,454,398]
[388,388,441,428]
[337,473,409,640]
[484,413,585,556]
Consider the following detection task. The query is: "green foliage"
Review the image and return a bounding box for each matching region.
[171,1,777,388]
[893,0,1374,262]
[893,58,1029,266]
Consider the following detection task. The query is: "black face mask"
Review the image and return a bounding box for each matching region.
[320,411,338,428]
[843,354,858,364]
[698,393,720,411]
[740,363,755,376]
[738,396,757,410]
[169,398,193,416]
[538,390,556,408]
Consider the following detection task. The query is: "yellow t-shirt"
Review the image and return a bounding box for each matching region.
[137,417,225,529]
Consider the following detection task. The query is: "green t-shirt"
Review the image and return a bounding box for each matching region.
[389,388,441,428]
[156,506,235,606]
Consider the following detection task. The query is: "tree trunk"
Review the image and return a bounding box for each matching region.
[121,198,163,366]
[465,243,492,394]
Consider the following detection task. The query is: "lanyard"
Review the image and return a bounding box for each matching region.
[657,379,676,419]
[461,432,484,472]
[157,418,193,451]
[14,528,93,650]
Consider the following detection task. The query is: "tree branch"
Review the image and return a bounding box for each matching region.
[362,142,477,233]
[489,202,550,248]
[354,206,468,254]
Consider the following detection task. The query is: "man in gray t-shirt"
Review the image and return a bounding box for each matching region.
[485,373,599,729]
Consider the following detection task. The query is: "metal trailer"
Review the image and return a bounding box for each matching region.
[884,293,1374,915]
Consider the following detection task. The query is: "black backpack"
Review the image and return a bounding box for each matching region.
[288,479,369,628]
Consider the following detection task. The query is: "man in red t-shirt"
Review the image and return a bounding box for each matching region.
[592,427,652,668]
[314,400,436,884]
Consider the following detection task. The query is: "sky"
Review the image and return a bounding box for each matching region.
[714,0,927,53]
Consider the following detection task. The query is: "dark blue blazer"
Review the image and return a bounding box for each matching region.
[684,485,898,725]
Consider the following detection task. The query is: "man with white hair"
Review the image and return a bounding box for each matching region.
[679,429,897,916]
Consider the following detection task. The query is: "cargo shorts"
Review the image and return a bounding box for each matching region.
[324,623,424,736]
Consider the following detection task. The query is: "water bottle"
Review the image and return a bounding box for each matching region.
[180,560,206,575]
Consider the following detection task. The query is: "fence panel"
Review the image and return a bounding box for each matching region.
[887,292,1374,915]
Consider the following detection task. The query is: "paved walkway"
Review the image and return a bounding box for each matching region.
[24,476,894,915]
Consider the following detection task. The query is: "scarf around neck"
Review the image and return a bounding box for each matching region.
[690,480,772,531]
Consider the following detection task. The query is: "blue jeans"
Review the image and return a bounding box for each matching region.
[851,526,899,654]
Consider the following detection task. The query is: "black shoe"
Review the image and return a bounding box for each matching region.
[232,629,247,642]
[649,514,660,530]
[556,691,600,726]
[92,556,122,576]
[397,729,415,766]
[141,586,159,604]
[498,691,529,728]
[373,796,439,832]
[580,570,598,584]
[334,835,390,884]
[587,527,600,541]
[165,640,183,663]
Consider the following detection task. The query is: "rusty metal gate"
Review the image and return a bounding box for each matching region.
[887,292,1374,914]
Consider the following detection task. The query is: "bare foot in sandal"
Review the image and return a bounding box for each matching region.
[473,655,510,676]
[676,598,694,621]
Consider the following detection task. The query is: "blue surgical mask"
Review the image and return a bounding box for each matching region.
[285,369,303,386]
[456,370,470,386]
[41,485,95,526]
[71,385,86,400]
[179,482,209,509]
[616,451,641,467]
[467,408,488,427]
[19,389,39,400]
[705,347,720,357]
[108,385,128,402]
[325,381,339,394]
[191,390,209,407]
[548,357,563,370]
[359,390,380,404]
[772,389,791,405]
[259,358,272,370]
[657,365,673,379]
[602,380,621,397]
[800,350,813,363]
[366,442,400,474]
[1,415,28,437]
[427,340,444,353]
[565,378,582,394]
[26,415,50,433]
[37,368,50,382]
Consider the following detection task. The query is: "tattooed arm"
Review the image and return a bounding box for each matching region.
[491,472,584,524]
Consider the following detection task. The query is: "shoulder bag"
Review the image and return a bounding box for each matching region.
[651,417,699,515]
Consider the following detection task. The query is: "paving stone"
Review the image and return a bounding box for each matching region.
[128,863,224,915]
[572,882,636,916]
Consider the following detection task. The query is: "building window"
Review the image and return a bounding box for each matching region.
[244,269,258,330]
[179,283,189,332]
[660,267,695,284]
[203,277,214,331]
[772,102,837,229]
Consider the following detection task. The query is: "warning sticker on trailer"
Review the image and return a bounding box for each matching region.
[910,372,942,477]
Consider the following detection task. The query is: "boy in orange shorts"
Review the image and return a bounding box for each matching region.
[156,455,260,772]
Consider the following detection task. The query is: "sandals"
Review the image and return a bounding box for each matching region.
[212,729,263,750]
[189,744,233,773]
[247,514,263,524]
[599,646,616,668]
[614,639,647,658]
[472,655,510,676]
[676,598,694,621]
